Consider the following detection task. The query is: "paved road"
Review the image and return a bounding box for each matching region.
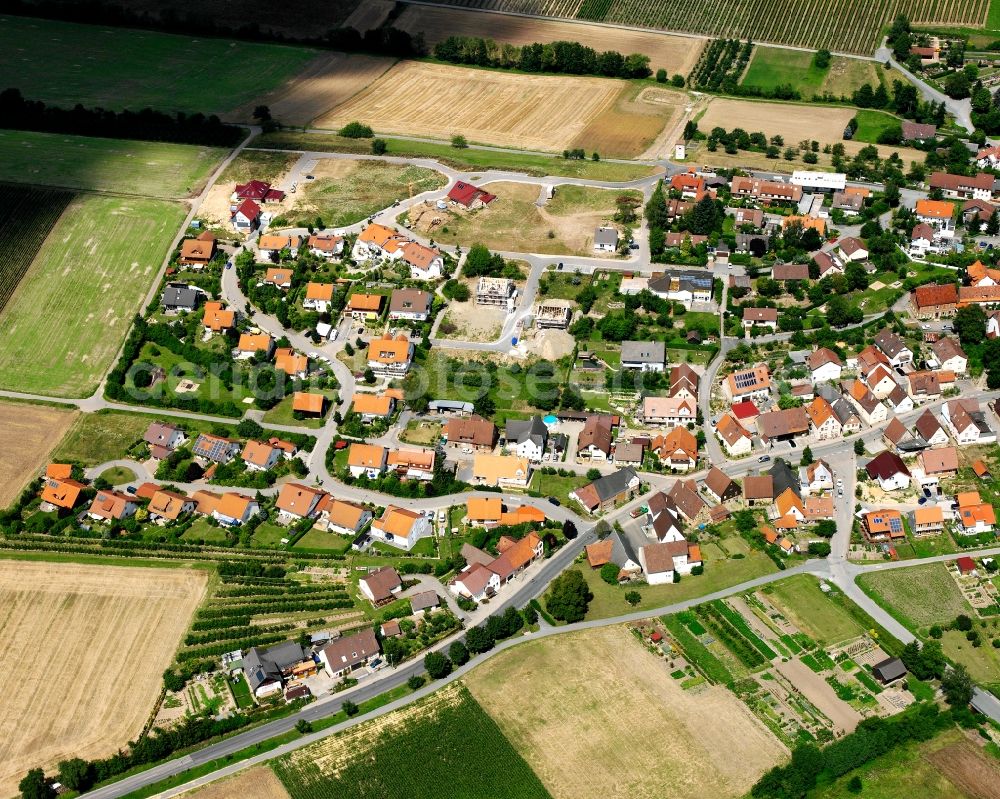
[875,41,974,133]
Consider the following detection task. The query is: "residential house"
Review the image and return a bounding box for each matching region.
[202,301,235,333]
[639,539,703,584]
[388,289,432,322]
[716,413,753,457]
[910,283,958,318]
[577,414,615,461]
[353,223,409,262]
[370,506,432,551]
[838,236,869,262]
[235,332,274,360]
[87,490,139,522]
[642,395,696,427]
[410,591,440,616]
[347,443,388,479]
[303,282,335,312]
[909,223,937,258]
[862,509,906,543]
[476,276,517,309]
[848,380,888,425]
[915,409,950,448]
[192,433,240,464]
[233,180,284,203]
[651,427,698,471]
[667,478,707,522]
[864,363,900,400]
[959,285,1000,308]
[292,392,325,416]
[367,333,414,376]
[757,407,809,445]
[321,499,372,535]
[728,206,765,227]
[594,227,619,252]
[647,270,713,308]
[865,451,911,491]
[465,497,503,527]
[962,200,994,226]
[447,180,496,208]
[956,491,996,534]
[387,448,436,482]
[585,532,642,581]
[646,492,686,541]
[771,263,810,282]
[832,192,863,215]
[444,415,496,451]
[505,416,548,462]
[231,198,260,231]
[669,363,700,399]
[307,233,344,258]
[352,393,395,421]
[161,282,201,313]
[489,532,544,585]
[570,467,641,514]
[192,491,259,526]
[704,467,740,503]
[743,475,774,506]
[906,371,941,403]
[258,234,299,260]
[903,121,937,142]
[178,232,216,268]
[148,490,194,522]
[873,329,913,367]
[942,398,996,444]
[917,446,959,483]
[450,562,501,603]
[977,144,1000,168]
[243,641,310,698]
[915,198,955,236]
[967,259,1000,287]
[359,565,402,605]
[806,397,842,441]
[912,505,945,534]
[928,171,994,201]
[319,629,381,678]
[143,422,186,457]
[620,340,666,372]
[883,417,927,453]
[274,348,308,379]
[400,241,444,281]
[807,348,843,383]
[535,299,573,330]
[241,440,281,472]
[932,337,968,375]
[346,293,384,320]
[729,176,803,203]
[472,454,532,488]
[723,364,771,403]
[800,460,834,494]
[742,306,778,333]
[275,482,327,522]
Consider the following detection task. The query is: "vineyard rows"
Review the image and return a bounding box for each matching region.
[422,0,988,54]
[0,184,73,315]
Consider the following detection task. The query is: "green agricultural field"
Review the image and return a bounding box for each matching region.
[273,683,551,799]
[0,14,315,114]
[52,410,156,464]
[0,195,186,397]
[762,574,865,646]
[850,110,905,144]
[0,183,74,314]
[741,48,828,95]
[0,130,225,198]
[858,563,971,629]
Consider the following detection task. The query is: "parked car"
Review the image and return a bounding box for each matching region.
[547,497,561,506]
[758,455,771,463]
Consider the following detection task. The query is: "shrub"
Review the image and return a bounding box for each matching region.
[600,562,621,585]
[625,590,641,606]
[339,121,373,138]
[342,699,359,716]
[407,674,426,690]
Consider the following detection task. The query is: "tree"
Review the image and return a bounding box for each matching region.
[342,699,359,716]
[371,138,387,155]
[800,445,814,465]
[451,133,468,149]
[953,304,986,347]
[586,467,602,480]
[363,367,376,384]
[546,569,593,623]
[423,651,453,679]
[600,562,621,585]
[814,49,832,68]
[252,105,271,122]
[465,625,494,654]
[854,439,865,455]
[237,418,265,439]
[955,613,973,631]
[562,519,578,540]
[625,590,642,606]
[941,664,974,706]
[339,121,374,138]
[655,68,667,82]
[847,775,863,794]
[448,640,470,666]
[57,759,93,793]
[18,769,53,799]
[295,719,313,734]
[814,520,837,539]
[945,71,971,99]
[671,73,686,87]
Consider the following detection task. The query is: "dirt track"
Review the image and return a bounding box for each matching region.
[395,5,703,76]
[0,561,206,795]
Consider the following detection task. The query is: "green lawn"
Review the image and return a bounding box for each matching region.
[761,574,865,646]
[0,14,316,115]
[252,521,292,549]
[0,194,186,397]
[741,47,828,95]
[0,130,225,198]
[857,563,971,629]
[182,517,232,545]
[529,471,589,500]
[851,109,905,144]
[98,465,136,485]
[52,410,152,464]
[250,133,662,182]
[989,0,1000,29]
[580,552,777,619]
[294,528,354,552]
[262,390,338,428]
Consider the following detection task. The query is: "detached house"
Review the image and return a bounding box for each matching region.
[723,364,771,403]
[928,171,994,201]
[143,422,186,458]
[862,509,906,543]
[388,288,432,322]
[307,233,344,258]
[367,333,414,376]
[931,337,967,375]
[352,393,395,421]
[444,415,496,451]
[914,198,955,236]
[807,348,843,383]
[669,363,700,399]
[346,293,384,320]
[472,454,531,488]
[716,413,753,457]
[742,306,778,333]
[865,451,911,491]
[148,490,194,523]
[570,468,641,514]
[347,443,388,479]
[202,301,235,333]
[275,483,327,522]
[577,414,615,461]
[387,448,436,482]
[303,282,335,312]
[359,566,402,605]
[371,506,432,551]
[87,490,139,522]
[806,397,841,441]
[505,416,548,462]
[651,427,698,471]
[231,198,261,231]
[400,241,444,281]
[639,539,703,584]
[319,629,381,679]
[447,180,496,208]
[800,460,834,494]
[873,329,913,367]
[235,332,274,360]
[642,396,696,427]
[192,433,240,464]
[179,232,216,268]
[915,408,950,448]
[703,467,740,503]
[321,499,372,535]
[942,398,996,444]
[241,440,281,472]
[620,341,666,372]
[956,491,996,534]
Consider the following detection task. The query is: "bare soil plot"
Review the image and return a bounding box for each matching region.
[437,300,506,342]
[199,151,299,229]
[394,5,703,76]
[0,401,77,508]
[465,625,784,799]
[226,52,395,126]
[774,657,862,734]
[926,740,1000,799]
[412,181,635,255]
[314,60,640,152]
[699,97,855,147]
[183,766,290,799]
[571,84,687,158]
[0,561,206,796]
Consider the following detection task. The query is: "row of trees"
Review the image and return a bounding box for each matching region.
[433,36,650,79]
[0,88,243,146]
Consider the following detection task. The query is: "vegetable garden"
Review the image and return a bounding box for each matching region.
[422,0,989,54]
[0,183,73,315]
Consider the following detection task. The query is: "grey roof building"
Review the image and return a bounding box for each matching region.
[243,640,307,695]
[768,460,800,498]
[505,415,548,449]
[161,282,201,311]
[621,341,666,370]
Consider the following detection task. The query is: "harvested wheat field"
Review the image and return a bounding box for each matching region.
[465,625,785,799]
[183,767,290,799]
[227,52,394,126]
[699,97,855,148]
[574,84,688,158]
[0,401,77,508]
[342,0,396,33]
[395,5,703,76]
[0,561,206,795]
[315,60,666,154]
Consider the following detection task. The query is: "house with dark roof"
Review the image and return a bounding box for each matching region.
[865,451,911,491]
[505,416,548,462]
[768,460,800,499]
[319,629,380,679]
[666,478,707,522]
[873,329,913,367]
[161,282,201,312]
[621,340,666,372]
[577,414,615,461]
[703,467,740,503]
[243,640,310,698]
[570,468,640,514]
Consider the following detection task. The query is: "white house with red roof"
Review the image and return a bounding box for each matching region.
[231,199,261,232]
[447,181,496,209]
